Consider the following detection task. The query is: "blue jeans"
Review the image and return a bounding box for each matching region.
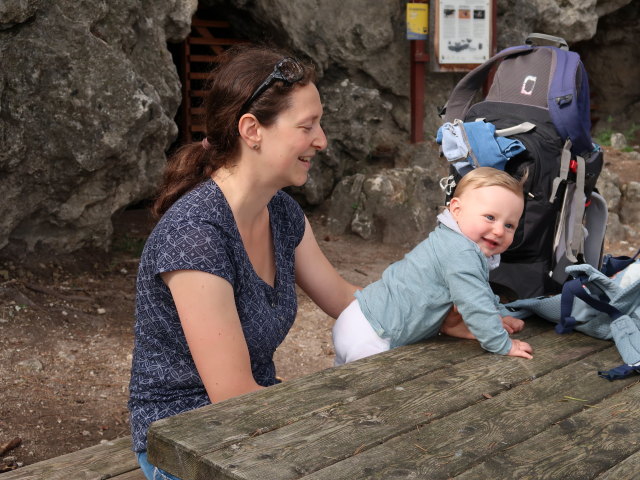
[137,451,182,480]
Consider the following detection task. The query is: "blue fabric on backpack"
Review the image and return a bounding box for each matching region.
[506,258,640,378]
[600,248,640,277]
[436,120,526,173]
[547,48,593,156]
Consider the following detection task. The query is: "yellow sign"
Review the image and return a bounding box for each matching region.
[407,3,429,40]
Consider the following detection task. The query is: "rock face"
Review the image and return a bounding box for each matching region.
[574,1,640,130]
[0,0,196,254]
[0,0,638,255]
[326,165,445,246]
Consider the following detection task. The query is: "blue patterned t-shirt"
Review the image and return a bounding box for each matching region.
[128,179,305,452]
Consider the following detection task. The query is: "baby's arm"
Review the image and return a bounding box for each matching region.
[501,315,524,334]
[440,308,525,338]
[508,339,533,359]
[440,306,475,339]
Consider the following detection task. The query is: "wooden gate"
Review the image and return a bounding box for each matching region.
[173,13,245,145]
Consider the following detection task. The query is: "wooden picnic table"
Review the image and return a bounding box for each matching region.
[147,317,640,479]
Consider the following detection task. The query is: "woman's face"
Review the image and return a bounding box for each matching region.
[259,83,327,188]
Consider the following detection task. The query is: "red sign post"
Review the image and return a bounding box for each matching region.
[407,1,429,143]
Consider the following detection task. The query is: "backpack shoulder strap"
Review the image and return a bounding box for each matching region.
[547,48,593,155]
[442,45,533,123]
[582,191,608,269]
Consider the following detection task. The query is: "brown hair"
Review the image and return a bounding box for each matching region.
[452,167,528,201]
[152,45,316,217]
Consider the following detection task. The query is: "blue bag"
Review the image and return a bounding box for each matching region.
[507,250,640,380]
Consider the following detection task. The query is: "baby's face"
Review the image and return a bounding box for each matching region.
[449,185,524,257]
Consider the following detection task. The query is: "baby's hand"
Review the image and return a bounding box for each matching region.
[507,339,533,359]
[502,315,525,334]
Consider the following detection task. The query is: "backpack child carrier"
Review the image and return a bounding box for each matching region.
[438,33,606,300]
[506,249,640,380]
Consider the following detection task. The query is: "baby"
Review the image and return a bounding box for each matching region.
[333,167,533,364]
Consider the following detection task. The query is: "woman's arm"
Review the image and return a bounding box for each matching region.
[295,217,359,319]
[161,270,263,402]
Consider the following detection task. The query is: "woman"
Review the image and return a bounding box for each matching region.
[128,45,358,479]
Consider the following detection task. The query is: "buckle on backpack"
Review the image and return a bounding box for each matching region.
[569,158,578,173]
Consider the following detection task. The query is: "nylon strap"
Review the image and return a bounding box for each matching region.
[598,363,640,381]
[567,155,586,262]
[495,122,536,137]
[550,139,572,202]
[557,276,624,334]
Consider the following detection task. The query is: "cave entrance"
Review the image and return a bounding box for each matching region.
[169,9,245,146]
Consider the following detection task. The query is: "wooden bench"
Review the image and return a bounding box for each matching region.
[0,436,144,480]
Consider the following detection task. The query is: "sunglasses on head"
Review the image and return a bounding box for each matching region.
[240,57,305,114]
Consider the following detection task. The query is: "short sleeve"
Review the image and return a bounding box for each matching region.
[152,219,236,285]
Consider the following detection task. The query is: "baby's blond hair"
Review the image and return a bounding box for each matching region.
[452,167,527,201]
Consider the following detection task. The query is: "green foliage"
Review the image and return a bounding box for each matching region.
[112,234,146,257]
[594,116,639,147]
[594,116,614,146]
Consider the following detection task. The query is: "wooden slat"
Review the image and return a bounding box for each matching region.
[188,72,210,80]
[196,331,613,480]
[193,26,227,57]
[113,470,147,480]
[594,449,640,479]
[191,19,231,28]
[303,347,638,480]
[454,382,640,479]
[188,37,243,46]
[188,54,224,63]
[179,32,191,144]
[0,437,138,480]
[189,90,207,97]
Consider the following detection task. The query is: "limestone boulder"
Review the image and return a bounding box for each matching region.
[0,0,196,254]
[326,158,446,246]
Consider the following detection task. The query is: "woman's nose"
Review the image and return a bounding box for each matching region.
[313,126,328,151]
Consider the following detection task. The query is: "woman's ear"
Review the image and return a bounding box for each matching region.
[237,113,261,149]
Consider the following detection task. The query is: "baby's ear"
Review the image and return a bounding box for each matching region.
[448,197,462,219]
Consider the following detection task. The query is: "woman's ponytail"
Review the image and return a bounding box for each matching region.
[152,142,220,218]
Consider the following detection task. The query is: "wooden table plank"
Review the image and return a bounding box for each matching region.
[594,448,640,479]
[148,319,550,471]
[0,437,138,480]
[454,380,640,480]
[117,471,146,480]
[302,346,637,479]
[162,329,612,479]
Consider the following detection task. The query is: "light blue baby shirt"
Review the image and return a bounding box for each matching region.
[355,211,511,354]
